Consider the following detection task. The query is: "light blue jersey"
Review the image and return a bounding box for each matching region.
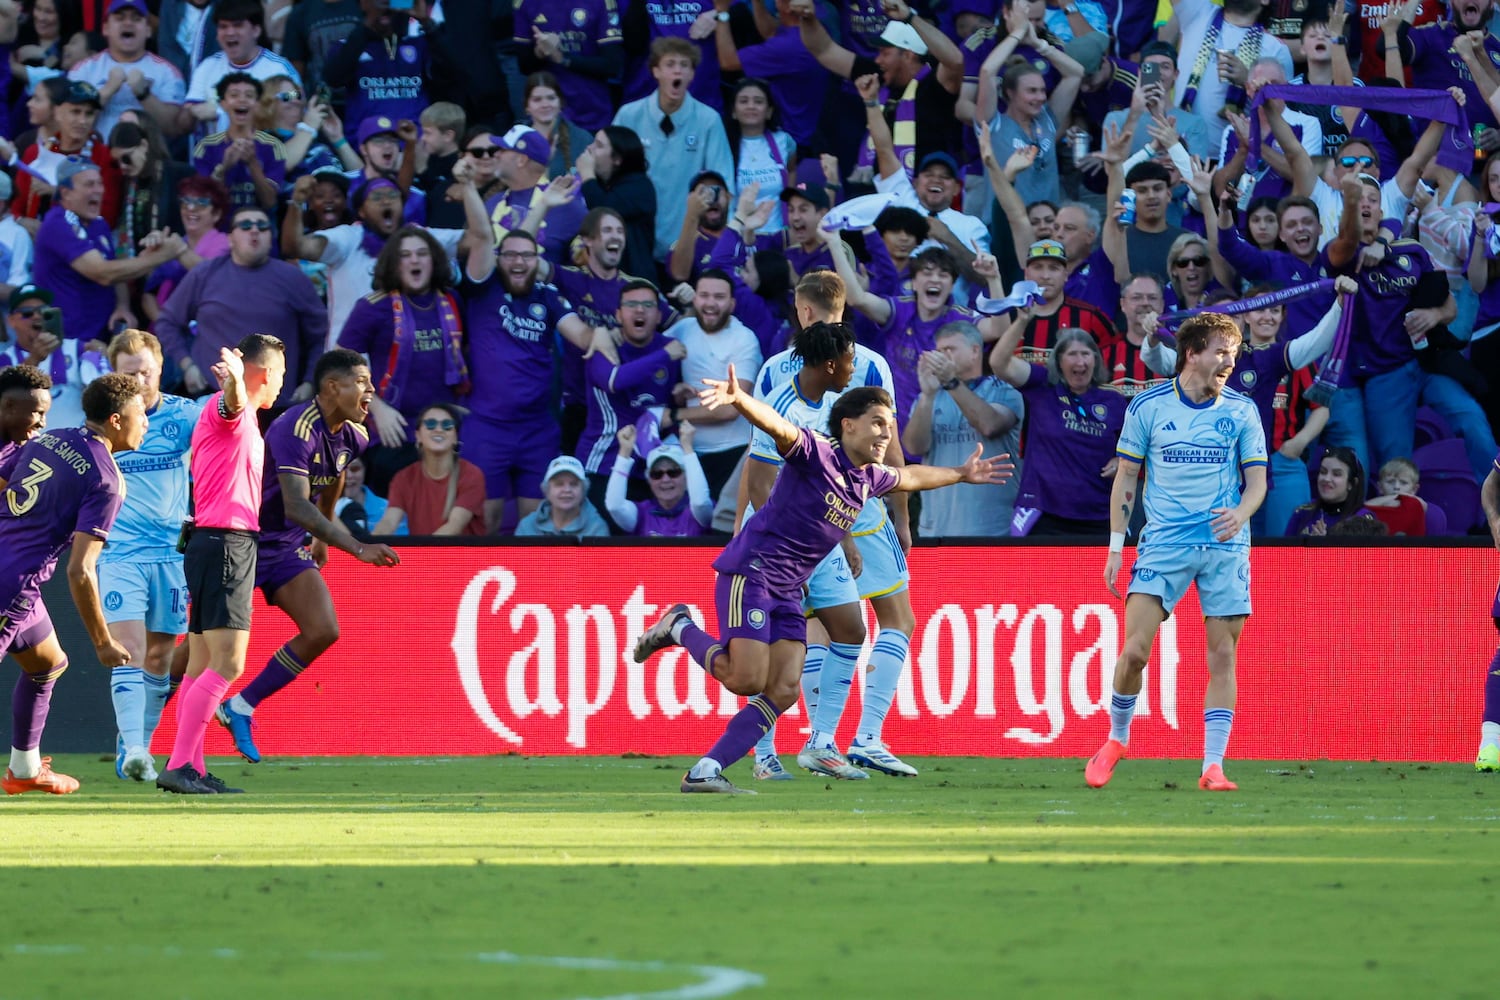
[100,393,204,564]
[1116,380,1267,550]
[750,345,896,534]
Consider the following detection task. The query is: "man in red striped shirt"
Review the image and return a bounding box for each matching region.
[1011,240,1119,366]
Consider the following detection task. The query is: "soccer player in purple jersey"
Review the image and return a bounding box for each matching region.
[213,349,400,763]
[0,365,52,467]
[0,373,146,795]
[1478,456,1500,771]
[632,369,1012,794]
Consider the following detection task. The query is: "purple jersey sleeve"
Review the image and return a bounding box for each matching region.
[73,466,123,539]
[266,407,317,478]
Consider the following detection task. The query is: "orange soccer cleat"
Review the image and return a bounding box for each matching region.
[2,757,80,795]
[1198,764,1238,792]
[1085,739,1127,788]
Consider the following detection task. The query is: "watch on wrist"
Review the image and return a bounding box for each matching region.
[940,377,960,391]
[1063,3,1079,13]
[715,10,730,21]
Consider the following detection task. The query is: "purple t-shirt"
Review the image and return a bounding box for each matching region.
[841,0,890,61]
[577,333,681,474]
[490,183,588,263]
[713,427,900,589]
[513,0,622,132]
[258,399,370,549]
[461,271,576,424]
[1229,342,1293,444]
[875,297,979,423]
[632,496,710,537]
[1405,23,1500,129]
[336,289,459,433]
[1016,364,1129,523]
[738,26,826,145]
[0,428,123,602]
[191,132,287,211]
[328,32,431,127]
[34,207,116,343]
[1219,228,1331,338]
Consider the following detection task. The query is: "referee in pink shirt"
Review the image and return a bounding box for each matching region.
[157,335,286,795]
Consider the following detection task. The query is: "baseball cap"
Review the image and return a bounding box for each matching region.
[1065,31,1109,76]
[497,124,552,165]
[543,455,587,485]
[646,443,686,472]
[107,0,149,15]
[1139,40,1179,64]
[61,80,101,108]
[355,115,400,147]
[878,21,928,57]
[780,180,830,211]
[8,284,52,311]
[56,154,101,188]
[1026,239,1067,263]
[916,151,960,178]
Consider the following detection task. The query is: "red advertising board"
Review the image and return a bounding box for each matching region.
[158,545,1491,762]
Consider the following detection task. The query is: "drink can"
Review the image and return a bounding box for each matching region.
[1118,189,1136,225]
[1071,129,1089,164]
[1235,172,1255,211]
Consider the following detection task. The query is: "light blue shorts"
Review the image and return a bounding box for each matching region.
[803,543,860,612]
[99,560,189,634]
[852,517,910,600]
[1128,544,1251,618]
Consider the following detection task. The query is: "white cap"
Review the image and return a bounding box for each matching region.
[646,443,687,471]
[543,455,587,484]
[878,21,928,57]
[820,191,896,232]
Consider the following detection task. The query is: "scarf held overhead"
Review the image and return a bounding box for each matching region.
[1245,84,1472,176]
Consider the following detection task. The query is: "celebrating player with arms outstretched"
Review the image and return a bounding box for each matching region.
[633,366,1012,794]
[1086,312,1268,793]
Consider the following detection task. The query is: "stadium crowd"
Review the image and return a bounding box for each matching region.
[5,0,1500,540]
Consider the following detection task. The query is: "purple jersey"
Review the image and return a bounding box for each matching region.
[258,400,370,549]
[1229,342,1293,441]
[713,427,899,590]
[34,206,116,343]
[1404,22,1500,129]
[633,496,710,537]
[1325,237,1434,378]
[491,183,588,263]
[875,297,979,422]
[552,265,676,408]
[513,0,622,131]
[1220,228,1332,337]
[191,132,287,211]
[841,0,890,60]
[328,32,431,127]
[577,333,682,474]
[1016,364,1129,523]
[336,290,460,432]
[738,26,826,145]
[0,428,123,602]
[461,272,576,424]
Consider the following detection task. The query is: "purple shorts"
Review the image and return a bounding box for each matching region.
[0,590,53,653]
[463,414,558,502]
[715,572,806,647]
[255,541,318,601]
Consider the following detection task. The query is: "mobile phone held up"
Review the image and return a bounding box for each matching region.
[1140,61,1160,89]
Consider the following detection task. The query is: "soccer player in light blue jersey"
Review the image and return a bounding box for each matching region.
[1086,312,1268,793]
[98,330,204,783]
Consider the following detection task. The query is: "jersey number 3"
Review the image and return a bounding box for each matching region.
[6,459,53,517]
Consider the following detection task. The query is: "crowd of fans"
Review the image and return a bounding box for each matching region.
[7,0,1500,540]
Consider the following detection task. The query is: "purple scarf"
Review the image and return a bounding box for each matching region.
[380,290,469,408]
[856,65,929,177]
[1246,85,1472,175]
[1156,278,1337,340]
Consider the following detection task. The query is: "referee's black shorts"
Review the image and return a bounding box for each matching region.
[184,529,258,633]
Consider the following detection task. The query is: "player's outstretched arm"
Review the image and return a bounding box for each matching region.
[278,471,401,567]
[1104,456,1142,599]
[698,363,800,455]
[893,444,1013,492]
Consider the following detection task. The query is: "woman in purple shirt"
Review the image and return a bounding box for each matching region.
[990,314,1129,536]
[605,424,712,538]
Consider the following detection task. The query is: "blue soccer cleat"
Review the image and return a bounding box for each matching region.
[114,733,126,780]
[214,701,261,763]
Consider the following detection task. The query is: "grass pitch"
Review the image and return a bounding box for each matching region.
[2,755,1497,999]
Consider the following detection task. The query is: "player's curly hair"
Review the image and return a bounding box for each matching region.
[82,373,143,424]
[828,386,895,445]
[0,364,52,395]
[791,321,855,368]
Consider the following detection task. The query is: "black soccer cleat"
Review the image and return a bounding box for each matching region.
[156,764,216,795]
[199,771,245,794]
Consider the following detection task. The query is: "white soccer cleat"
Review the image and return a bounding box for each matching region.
[752,755,794,781]
[121,747,156,783]
[797,742,869,780]
[847,740,918,777]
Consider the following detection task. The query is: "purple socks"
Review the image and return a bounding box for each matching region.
[11,660,64,751]
[238,643,308,708]
[705,695,783,770]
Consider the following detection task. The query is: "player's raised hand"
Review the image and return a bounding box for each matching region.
[958,444,1014,485]
[698,364,742,410]
[1209,505,1248,542]
[357,542,401,566]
